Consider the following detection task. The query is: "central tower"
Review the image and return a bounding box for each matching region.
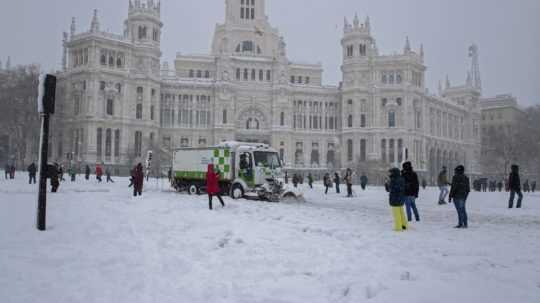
[225,0,266,24]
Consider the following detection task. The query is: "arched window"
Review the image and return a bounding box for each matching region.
[115,83,122,94]
[381,139,387,162]
[114,129,120,157]
[106,98,114,115]
[388,111,396,127]
[259,70,264,81]
[150,105,155,121]
[236,68,241,80]
[242,41,254,52]
[382,74,387,84]
[196,70,202,78]
[347,115,353,128]
[105,129,112,157]
[136,104,143,120]
[243,68,248,80]
[204,70,210,78]
[280,112,285,126]
[222,109,227,124]
[347,139,353,162]
[109,55,114,67]
[100,54,107,66]
[74,95,80,115]
[251,69,256,80]
[360,139,367,162]
[116,57,123,68]
[266,70,271,81]
[134,131,142,157]
[360,114,366,128]
[96,128,103,158]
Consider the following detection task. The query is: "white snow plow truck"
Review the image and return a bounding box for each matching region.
[171,142,300,202]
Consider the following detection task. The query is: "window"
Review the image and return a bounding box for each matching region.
[347,115,353,128]
[105,129,112,157]
[106,99,114,115]
[236,68,241,80]
[388,111,396,127]
[136,104,143,120]
[100,81,106,90]
[382,74,387,84]
[359,44,367,56]
[205,70,210,78]
[381,139,386,162]
[242,41,254,52]
[109,55,114,67]
[116,57,123,68]
[189,70,194,78]
[266,70,271,81]
[96,128,103,158]
[298,76,303,84]
[360,114,366,128]
[280,112,285,126]
[396,98,402,106]
[305,77,310,84]
[259,70,264,81]
[134,131,142,157]
[389,139,395,163]
[360,139,367,162]
[222,109,227,124]
[396,73,402,84]
[114,129,120,157]
[347,45,354,57]
[196,70,202,78]
[74,95,80,115]
[347,139,353,162]
[347,99,353,105]
[251,69,256,80]
[150,105,155,121]
[100,54,107,65]
[290,76,295,84]
[243,68,248,80]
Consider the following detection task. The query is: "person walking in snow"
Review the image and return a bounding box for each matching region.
[523,180,530,193]
[106,167,114,183]
[532,181,536,193]
[449,165,470,229]
[307,173,314,189]
[323,173,331,194]
[334,172,341,194]
[345,169,353,197]
[132,163,144,197]
[437,166,450,205]
[58,165,65,182]
[360,174,368,191]
[49,163,60,193]
[9,165,15,179]
[27,162,37,184]
[84,164,90,180]
[68,165,76,182]
[206,164,225,210]
[95,164,103,183]
[386,168,407,232]
[421,178,427,190]
[402,162,420,222]
[508,165,523,209]
[4,163,9,179]
[497,180,503,192]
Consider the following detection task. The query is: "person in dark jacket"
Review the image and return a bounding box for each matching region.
[49,163,60,193]
[106,167,114,183]
[334,172,341,194]
[132,163,144,197]
[449,165,470,228]
[360,174,368,191]
[27,162,37,184]
[386,168,407,232]
[68,166,77,182]
[421,178,427,190]
[85,165,91,180]
[167,167,172,183]
[508,165,523,208]
[292,174,299,188]
[58,165,65,182]
[402,162,420,222]
[4,164,9,179]
[345,169,353,197]
[206,164,225,210]
[532,181,537,193]
[323,173,331,194]
[497,180,503,192]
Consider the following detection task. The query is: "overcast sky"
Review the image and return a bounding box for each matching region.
[1,0,538,105]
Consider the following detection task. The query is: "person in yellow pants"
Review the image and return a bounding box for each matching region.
[385,168,408,232]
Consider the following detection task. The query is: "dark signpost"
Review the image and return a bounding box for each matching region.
[36,74,56,231]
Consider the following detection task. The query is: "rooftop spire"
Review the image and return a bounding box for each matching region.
[365,15,371,32]
[420,44,424,58]
[90,9,100,33]
[404,36,411,54]
[353,13,360,28]
[70,17,76,39]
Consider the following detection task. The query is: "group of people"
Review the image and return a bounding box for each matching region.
[472,177,536,193]
[3,164,16,179]
[321,171,369,196]
[387,162,470,231]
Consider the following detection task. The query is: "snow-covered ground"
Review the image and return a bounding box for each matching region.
[1,171,539,303]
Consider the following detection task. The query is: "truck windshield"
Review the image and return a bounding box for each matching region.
[253,152,282,168]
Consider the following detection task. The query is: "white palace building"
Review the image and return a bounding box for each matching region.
[53,0,483,182]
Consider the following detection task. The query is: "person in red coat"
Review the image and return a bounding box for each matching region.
[95,164,103,182]
[206,164,225,210]
[132,163,144,197]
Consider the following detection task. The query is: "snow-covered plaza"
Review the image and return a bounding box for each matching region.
[1,173,539,303]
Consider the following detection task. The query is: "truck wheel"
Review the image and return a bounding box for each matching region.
[231,184,244,200]
[188,184,199,195]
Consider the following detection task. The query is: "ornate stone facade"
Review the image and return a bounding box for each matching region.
[54,0,482,181]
